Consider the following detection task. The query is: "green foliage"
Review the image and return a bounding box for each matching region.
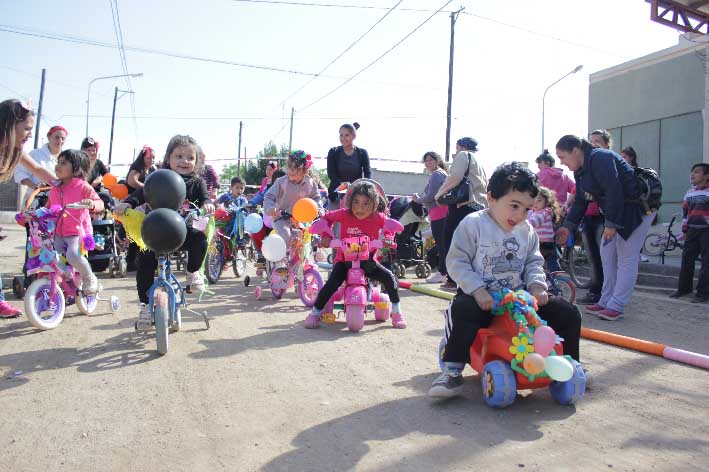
[219,140,291,188]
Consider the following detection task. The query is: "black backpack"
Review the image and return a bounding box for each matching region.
[634,167,663,214]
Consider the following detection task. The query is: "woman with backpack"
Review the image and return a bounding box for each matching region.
[326,122,371,209]
[555,135,657,321]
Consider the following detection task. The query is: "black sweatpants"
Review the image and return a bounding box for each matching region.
[442,204,477,284]
[136,226,207,304]
[581,215,604,295]
[442,290,581,364]
[314,259,400,310]
[677,228,709,298]
[431,217,446,276]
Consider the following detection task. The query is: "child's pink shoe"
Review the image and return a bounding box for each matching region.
[391,312,407,329]
[304,313,321,329]
[0,301,21,319]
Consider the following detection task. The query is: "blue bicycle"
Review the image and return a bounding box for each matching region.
[137,252,210,355]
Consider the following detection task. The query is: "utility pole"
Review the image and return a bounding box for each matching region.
[237,121,243,177]
[33,68,46,149]
[445,6,464,162]
[288,107,294,154]
[108,86,134,166]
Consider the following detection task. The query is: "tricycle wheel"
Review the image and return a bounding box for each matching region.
[254,286,262,300]
[481,360,517,408]
[272,288,285,300]
[549,360,586,405]
[346,304,365,332]
[297,268,323,307]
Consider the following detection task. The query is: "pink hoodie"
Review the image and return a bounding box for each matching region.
[537,167,575,206]
[49,178,104,238]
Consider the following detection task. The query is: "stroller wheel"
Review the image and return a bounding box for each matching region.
[118,257,128,277]
[12,276,25,299]
[415,264,426,279]
[108,259,116,278]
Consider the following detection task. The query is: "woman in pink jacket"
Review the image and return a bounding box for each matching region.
[535,150,575,207]
[49,149,104,294]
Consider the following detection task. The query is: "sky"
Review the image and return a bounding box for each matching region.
[0,0,681,178]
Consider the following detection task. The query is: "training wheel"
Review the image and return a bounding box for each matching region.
[244,275,251,287]
[110,296,120,313]
[254,286,262,300]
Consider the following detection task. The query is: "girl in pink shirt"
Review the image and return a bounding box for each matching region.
[49,150,104,294]
[528,186,561,272]
[304,179,406,329]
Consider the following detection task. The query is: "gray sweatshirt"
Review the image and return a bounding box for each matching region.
[263,175,321,214]
[446,210,547,296]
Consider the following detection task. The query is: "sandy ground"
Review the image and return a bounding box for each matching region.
[0,224,708,472]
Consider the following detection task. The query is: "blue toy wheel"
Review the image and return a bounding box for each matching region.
[481,360,517,408]
[549,359,586,405]
[438,337,446,372]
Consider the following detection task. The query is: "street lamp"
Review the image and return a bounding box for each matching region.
[541,65,583,152]
[86,73,143,137]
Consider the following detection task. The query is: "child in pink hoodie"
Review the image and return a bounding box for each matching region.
[535,150,575,207]
[49,149,104,294]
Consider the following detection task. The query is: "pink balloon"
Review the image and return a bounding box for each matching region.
[263,214,273,228]
[533,325,557,357]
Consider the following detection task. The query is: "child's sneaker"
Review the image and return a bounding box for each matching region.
[426,272,445,284]
[597,308,624,321]
[428,371,464,398]
[391,312,407,329]
[304,312,322,329]
[82,274,99,295]
[136,303,152,330]
[187,271,205,293]
[0,301,21,319]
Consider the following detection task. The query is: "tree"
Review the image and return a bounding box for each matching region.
[219,140,290,187]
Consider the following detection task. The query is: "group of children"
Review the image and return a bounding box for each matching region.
[8,133,589,401]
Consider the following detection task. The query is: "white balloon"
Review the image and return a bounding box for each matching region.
[262,234,287,261]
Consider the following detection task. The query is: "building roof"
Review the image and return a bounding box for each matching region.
[649,0,709,34]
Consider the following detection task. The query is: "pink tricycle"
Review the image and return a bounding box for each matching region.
[309,217,404,332]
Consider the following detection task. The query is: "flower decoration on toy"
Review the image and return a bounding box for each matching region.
[262,234,287,261]
[491,289,574,382]
[509,335,534,361]
[215,207,230,222]
[292,198,318,223]
[39,248,56,264]
[244,213,264,234]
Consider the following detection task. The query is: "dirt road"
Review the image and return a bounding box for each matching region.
[1,225,707,471]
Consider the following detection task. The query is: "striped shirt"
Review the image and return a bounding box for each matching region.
[528,207,555,242]
[682,185,709,232]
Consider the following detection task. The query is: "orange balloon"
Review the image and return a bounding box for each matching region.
[103,173,118,187]
[523,353,546,375]
[292,198,318,223]
[110,183,129,200]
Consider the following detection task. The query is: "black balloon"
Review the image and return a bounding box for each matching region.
[144,169,186,210]
[141,208,187,254]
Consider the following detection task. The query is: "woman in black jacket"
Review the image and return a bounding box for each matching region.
[556,135,656,321]
[326,122,371,209]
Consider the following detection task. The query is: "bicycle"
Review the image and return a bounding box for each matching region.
[643,213,684,263]
[19,203,120,330]
[139,252,210,355]
[559,229,591,290]
[546,271,576,304]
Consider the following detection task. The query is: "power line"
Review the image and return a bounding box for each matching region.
[299,0,452,112]
[110,0,139,141]
[275,0,403,109]
[229,0,448,12]
[55,113,446,120]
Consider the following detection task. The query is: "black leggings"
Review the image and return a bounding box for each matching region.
[442,290,581,363]
[136,226,207,304]
[314,260,399,310]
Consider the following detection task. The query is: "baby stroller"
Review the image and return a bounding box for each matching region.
[12,186,50,298]
[385,197,431,279]
[88,189,128,277]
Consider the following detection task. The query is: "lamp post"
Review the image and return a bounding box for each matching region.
[86,73,143,137]
[541,65,582,152]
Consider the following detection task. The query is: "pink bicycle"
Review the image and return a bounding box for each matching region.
[256,211,323,306]
[309,216,403,332]
[18,204,120,330]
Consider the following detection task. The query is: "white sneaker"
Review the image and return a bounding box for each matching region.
[82,274,99,294]
[136,303,152,330]
[639,254,649,263]
[187,271,205,292]
[426,272,445,284]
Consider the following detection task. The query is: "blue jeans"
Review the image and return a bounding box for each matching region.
[599,213,655,312]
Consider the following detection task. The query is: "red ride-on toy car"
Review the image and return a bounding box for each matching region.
[439,289,586,408]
